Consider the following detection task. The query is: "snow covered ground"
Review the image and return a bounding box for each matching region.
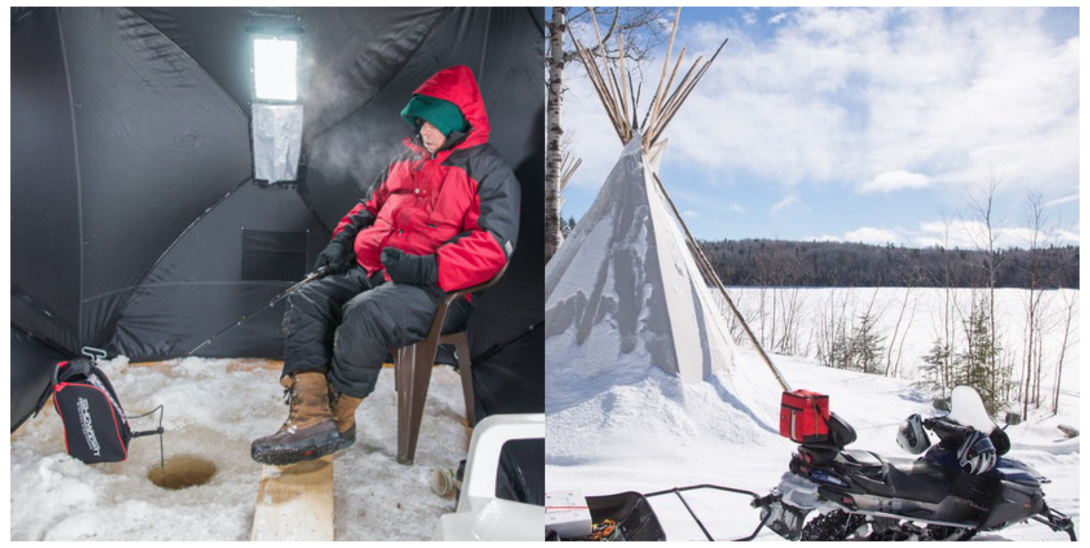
[9,284,1081,542]
[546,345,1080,541]
[9,357,471,541]
[722,287,1079,389]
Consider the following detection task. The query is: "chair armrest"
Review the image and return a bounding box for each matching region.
[424,261,511,339]
[442,261,510,305]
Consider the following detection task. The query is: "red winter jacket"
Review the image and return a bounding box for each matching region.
[332,65,520,292]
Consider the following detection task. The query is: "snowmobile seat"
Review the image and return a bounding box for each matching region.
[836,449,887,481]
[884,458,959,504]
[392,262,508,465]
[839,449,884,468]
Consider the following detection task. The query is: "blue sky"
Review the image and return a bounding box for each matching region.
[559,7,1080,249]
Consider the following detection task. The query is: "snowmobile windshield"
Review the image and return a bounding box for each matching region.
[946,386,996,434]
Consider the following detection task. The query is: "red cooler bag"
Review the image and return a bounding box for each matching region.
[779,390,830,443]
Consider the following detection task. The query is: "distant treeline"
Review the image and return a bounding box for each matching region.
[699,239,1079,289]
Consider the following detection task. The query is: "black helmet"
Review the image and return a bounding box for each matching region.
[957,430,997,475]
[897,413,930,455]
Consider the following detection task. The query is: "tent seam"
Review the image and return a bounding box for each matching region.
[306,7,452,145]
[92,7,251,347]
[55,7,86,350]
[84,279,293,303]
[11,6,43,29]
[96,176,255,348]
[476,8,490,83]
[126,7,249,122]
[524,6,546,37]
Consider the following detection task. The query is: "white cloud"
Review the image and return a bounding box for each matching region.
[742,10,758,26]
[915,219,988,249]
[914,218,1079,249]
[768,13,787,25]
[1055,229,1080,243]
[1044,193,1078,208]
[559,8,1079,236]
[662,8,1078,198]
[727,202,747,214]
[845,226,902,245]
[683,209,699,219]
[770,194,804,215]
[857,170,932,193]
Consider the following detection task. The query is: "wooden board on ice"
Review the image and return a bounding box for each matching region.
[252,455,335,541]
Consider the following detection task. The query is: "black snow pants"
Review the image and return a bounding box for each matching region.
[281,265,471,398]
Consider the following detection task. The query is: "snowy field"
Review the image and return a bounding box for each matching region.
[10,357,471,541]
[723,287,1079,389]
[546,287,1080,542]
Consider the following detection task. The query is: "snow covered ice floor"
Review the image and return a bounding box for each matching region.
[546,348,1080,541]
[10,356,472,541]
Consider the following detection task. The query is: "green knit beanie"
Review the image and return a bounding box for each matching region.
[400,95,468,137]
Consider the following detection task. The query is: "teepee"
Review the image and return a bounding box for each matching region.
[544,11,747,386]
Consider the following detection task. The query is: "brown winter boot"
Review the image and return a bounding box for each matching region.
[330,389,365,446]
[250,371,346,465]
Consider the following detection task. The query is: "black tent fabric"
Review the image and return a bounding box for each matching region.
[10,328,68,433]
[11,6,546,501]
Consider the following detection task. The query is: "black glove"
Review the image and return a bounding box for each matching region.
[381,247,438,286]
[314,238,356,276]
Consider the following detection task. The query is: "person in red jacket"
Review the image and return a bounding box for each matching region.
[252,65,520,465]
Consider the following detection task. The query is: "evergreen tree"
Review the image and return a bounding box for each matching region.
[854,312,885,375]
[959,304,1006,415]
[824,313,885,373]
[919,339,953,397]
[561,215,577,238]
[827,334,851,370]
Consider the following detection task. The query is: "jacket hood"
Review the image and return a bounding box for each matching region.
[411,65,490,148]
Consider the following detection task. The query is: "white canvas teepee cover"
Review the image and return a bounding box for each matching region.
[545,134,734,386]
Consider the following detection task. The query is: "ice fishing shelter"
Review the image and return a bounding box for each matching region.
[544,22,735,386]
[11,6,546,452]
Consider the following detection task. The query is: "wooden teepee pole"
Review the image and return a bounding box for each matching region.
[643,46,686,136]
[647,55,702,141]
[650,37,729,146]
[571,37,626,141]
[607,67,627,132]
[588,7,623,122]
[645,7,682,148]
[618,33,630,141]
[559,155,582,192]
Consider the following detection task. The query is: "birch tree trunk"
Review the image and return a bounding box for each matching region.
[544,8,568,263]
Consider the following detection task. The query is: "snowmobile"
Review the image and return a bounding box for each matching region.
[551,386,1077,542]
[756,386,1078,541]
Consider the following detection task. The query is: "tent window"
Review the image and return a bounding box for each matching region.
[241,229,307,282]
[250,31,303,183]
[252,37,297,101]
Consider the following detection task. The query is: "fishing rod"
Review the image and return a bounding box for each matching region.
[187,266,328,356]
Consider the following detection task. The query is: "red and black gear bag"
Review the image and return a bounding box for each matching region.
[779,390,830,443]
[51,358,134,463]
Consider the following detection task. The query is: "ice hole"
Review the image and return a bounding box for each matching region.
[147,454,217,490]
